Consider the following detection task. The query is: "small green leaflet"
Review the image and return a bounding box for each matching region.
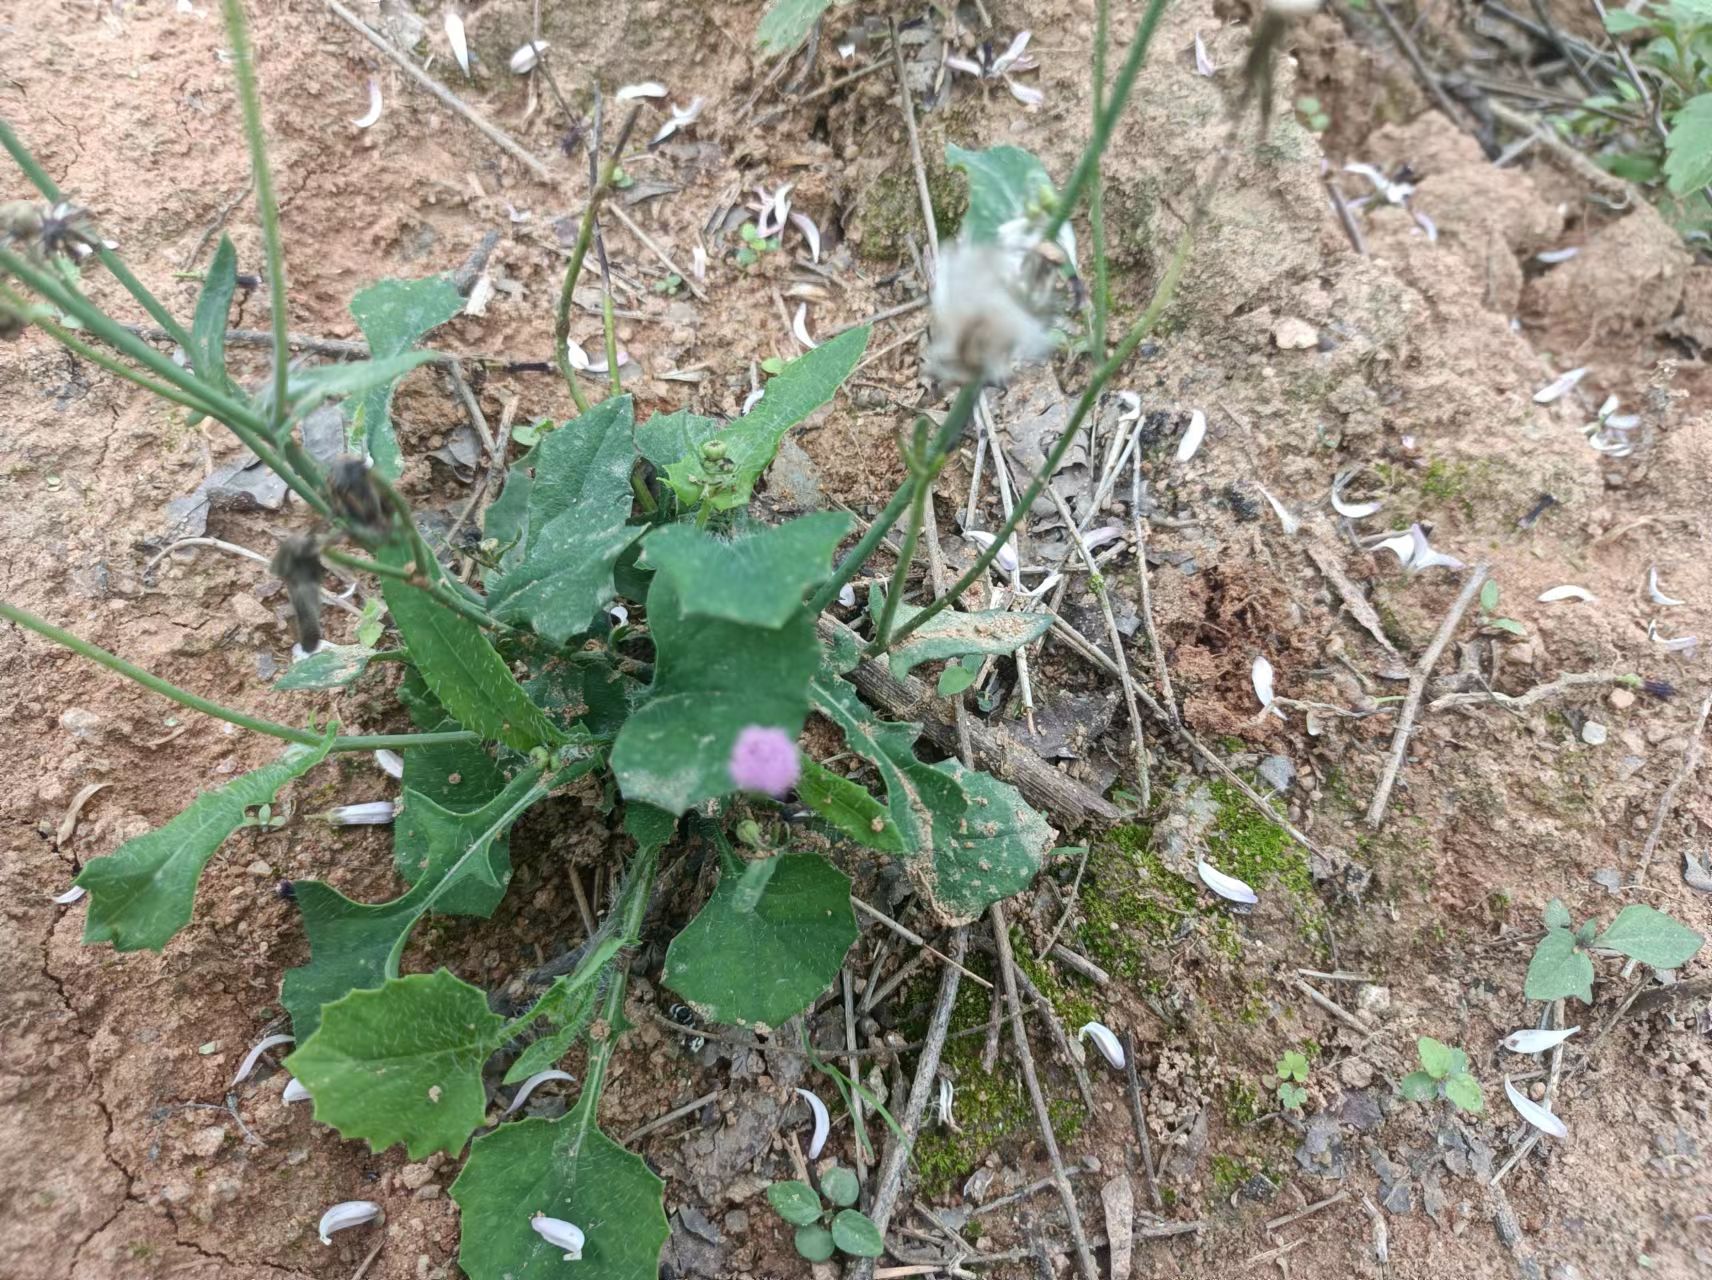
[378,541,559,753]
[1665,93,1712,197]
[756,0,834,54]
[611,575,820,815]
[937,660,978,697]
[1417,1035,1455,1079]
[77,733,334,952]
[664,853,857,1028]
[796,1225,835,1261]
[274,642,376,691]
[347,274,464,477]
[832,1210,885,1258]
[485,397,643,646]
[796,757,903,853]
[875,592,1053,680]
[820,1167,860,1208]
[1399,1071,1437,1102]
[946,143,1075,262]
[1524,927,1595,1003]
[641,512,851,628]
[635,408,720,468]
[767,1180,823,1226]
[451,1108,670,1280]
[188,235,239,401]
[1442,1072,1484,1114]
[662,327,869,512]
[285,969,506,1158]
[1543,898,1573,930]
[1595,903,1704,969]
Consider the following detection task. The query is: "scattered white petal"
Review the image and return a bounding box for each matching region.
[53,885,86,904]
[503,1069,576,1116]
[795,1087,830,1159]
[837,583,857,609]
[504,201,531,223]
[318,1201,380,1246]
[963,529,1019,577]
[325,800,399,826]
[373,749,404,779]
[508,40,549,74]
[991,30,1033,73]
[754,182,794,238]
[1082,525,1123,552]
[1537,585,1595,603]
[1648,566,1685,607]
[350,78,383,129]
[1411,208,1438,242]
[530,1214,584,1261]
[1597,394,1620,418]
[1077,1021,1127,1069]
[1407,524,1465,572]
[1343,162,1413,204]
[1251,654,1276,708]
[444,12,470,78]
[1535,247,1579,264]
[1116,391,1142,423]
[177,0,194,11]
[608,605,629,626]
[1194,30,1215,76]
[1175,409,1206,463]
[1331,468,1383,519]
[1648,619,1699,653]
[691,243,708,280]
[1504,1077,1568,1139]
[1255,484,1300,535]
[1533,367,1588,404]
[1004,78,1044,108]
[788,210,821,262]
[741,385,765,414]
[615,80,668,100]
[583,348,629,376]
[836,40,856,58]
[651,97,704,145]
[792,303,818,350]
[1197,860,1260,905]
[565,339,591,372]
[1605,413,1641,430]
[1504,1026,1580,1054]
[232,1034,294,1087]
[946,54,985,76]
[282,1077,312,1104]
[938,1076,959,1130]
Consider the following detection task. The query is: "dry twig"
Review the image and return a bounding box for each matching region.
[1635,694,1712,884]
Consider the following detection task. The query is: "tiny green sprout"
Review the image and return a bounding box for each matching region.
[1294,95,1330,133]
[1274,1049,1310,1111]
[654,272,683,295]
[765,1173,882,1261]
[1475,579,1527,638]
[1525,898,1705,1003]
[355,598,385,650]
[610,165,634,190]
[1400,1035,1484,1114]
[937,658,978,697]
[760,355,787,376]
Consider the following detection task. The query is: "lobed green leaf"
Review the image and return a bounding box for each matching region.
[347,274,464,477]
[642,512,851,629]
[876,592,1053,680]
[1442,1071,1484,1114]
[1664,93,1712,197]
[756,0,835,55]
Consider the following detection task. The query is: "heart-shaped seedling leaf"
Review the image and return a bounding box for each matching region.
[77,733,334,951]
[820,1167,861,1209]
[1442,1071,1485,1115]
[642,512,851,629]
[1417,1036,1456,1079]
[1524,928,1595,1003]
[767,1180,824,1227]
[484,396,643,647]
[1400,1071,1438,1102]
[664,853,857,1028]
[1594,903,1705,970]
[451,1105,669,1280]
[1543,898,1573,930]
[795,1224,836,1262]
[286,969,506,1158]
[831,1209,885,1258]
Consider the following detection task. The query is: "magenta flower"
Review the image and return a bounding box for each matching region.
[728,726,800,797]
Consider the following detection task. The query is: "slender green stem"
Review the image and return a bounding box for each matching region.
[1088,0,1112,363]
[808,382,981,614]
[578,838,661,1110]
[324,547,504,631]
[0,599,478,752]
[219,0,291,436]
[629,466,658,515]
[884,227,1195,652]
[868,463,935,652]
[0,117,196,352]
[600,289,621,398]
[1041,0,1171,248]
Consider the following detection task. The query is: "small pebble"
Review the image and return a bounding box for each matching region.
[1272,317,1318,350]
[1610,688,1636,710]
[1581,721,1607,746]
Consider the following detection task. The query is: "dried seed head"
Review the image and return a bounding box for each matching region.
[270,533,325,653]
[926,240,1055,387]
[326,454,388,537]
[0,199,101,262]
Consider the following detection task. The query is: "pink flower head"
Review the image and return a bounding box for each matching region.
[729,726,800,797]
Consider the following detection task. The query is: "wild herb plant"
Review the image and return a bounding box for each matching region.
[1400,1035,1485,1114]
[1274,1048,1311,1111]
[766,1171,884,1262]
[1524,897,1704,1002]
[0,0,1281,1271]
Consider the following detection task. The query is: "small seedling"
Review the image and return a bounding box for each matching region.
[1274,1049,1310,1111]
[735,221,780,267]
[1295,95,1330,133]
[937,657,978,697]
[653,272,683,296]
[1401,1036,1484,1114]
[1525,898,1704,1002]
[765,1172,883,1261]
[1476,579,1527,638]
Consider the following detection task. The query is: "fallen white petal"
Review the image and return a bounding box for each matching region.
[938,1076,958,1129]
[1373,531,1415,568]
[1255,484,1300,535]
[991,30,1032,73]
[946,54,985,76]
[350,78,383,129]
[1535,247,1579,264]
[583,348,630,376]
[508,40,549,74]
[1116,390,1142,423]
[1331,470,1383,519]
[741,385,765,415]
[1077,1021,1127,1069]
[608,605,629,627]
[1197,860,1260,905]
[53,885,86,904]
[325,800,399,826]
[1408,524,1465,572]
[318,1201,381,1245]
[1537,585,1595,603]
[651,97,704,144]
[1004,78,1044,108]
[1343,161,1411,204]
[565,339,591,372]
[1597,394,1620,419]
[1648,566,1685,607]
[445,12,470,78]
[1411,208,1438,242]
[1533,367,1588,404]
[788,210,822,262]
[1504,1077,1568,1139]
[504,201,531,223]
[1175,409,1206,463]
[836,40,856,58]
[1503,1026,1580,1054]
[795,1087,830,1159]
[1604,413,1641,431]
[282,1077,312,1104]
[1082,525,1123,552]
[373,749,404,779]
[963,530,1019,577]
[837,584,857,609]
[1648,619,1699,653]
[754,182,794,238]
[530,1214,585,1261]
[1251,654,1276,708]
[615,80,668,100]
[503,1069,576,1116]
[1194,30,1215,75]
[792,303,818,350]
[232,1034,294,1087]
[691,243,708,280]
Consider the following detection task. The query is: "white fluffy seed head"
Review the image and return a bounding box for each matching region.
[926,241,1054,386]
